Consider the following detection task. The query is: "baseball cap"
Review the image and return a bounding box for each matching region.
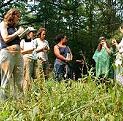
[28,27,36,32]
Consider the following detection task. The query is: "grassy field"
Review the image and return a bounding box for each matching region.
[0,75,123,121]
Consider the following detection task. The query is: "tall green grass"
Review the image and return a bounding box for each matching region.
[0,75,123,121]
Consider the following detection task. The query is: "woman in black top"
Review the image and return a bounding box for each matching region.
[0,8,25,100]
[54,34,73,81]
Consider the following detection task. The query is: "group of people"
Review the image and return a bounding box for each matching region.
[20,27,50,92]
[0,8,73,100]
[93,28,123,85]
[1,7,123,100]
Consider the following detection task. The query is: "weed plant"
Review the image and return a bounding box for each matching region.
[0,71,123,121]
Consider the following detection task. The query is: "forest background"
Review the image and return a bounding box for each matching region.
[1,1,123,120]
[0,0,123,68]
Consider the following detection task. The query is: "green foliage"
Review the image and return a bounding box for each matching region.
[1,75,123,120]
[1,0,123,64]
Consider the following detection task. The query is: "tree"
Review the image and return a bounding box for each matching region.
[1,0,123,66]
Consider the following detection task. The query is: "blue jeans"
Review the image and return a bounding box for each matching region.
[54,63,65,81]
[54,59,73,81]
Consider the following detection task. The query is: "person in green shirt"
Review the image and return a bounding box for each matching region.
[93,37,110,78]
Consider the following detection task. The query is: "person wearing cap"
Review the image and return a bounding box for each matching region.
[20,27,36,92]
[33,27,50,81]
[93,36,111,78]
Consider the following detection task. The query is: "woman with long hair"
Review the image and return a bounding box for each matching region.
[93,37,110,78]
[34,27,50,80]
[0,8,25,100]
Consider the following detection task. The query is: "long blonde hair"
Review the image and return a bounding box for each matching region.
[4,8,20,27]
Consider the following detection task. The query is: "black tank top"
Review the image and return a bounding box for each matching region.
[57,45,70,58]
[0,26,21,49]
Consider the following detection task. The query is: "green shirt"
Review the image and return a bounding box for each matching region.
[93,47,110,77]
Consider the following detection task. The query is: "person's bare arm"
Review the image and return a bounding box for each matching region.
[105,45,111,54]
[21,49,34,54]
[54,45,69,61]
[36,45,50,53]
[1,22,24,43]
[35,47,45,53]
[102,42,111,54]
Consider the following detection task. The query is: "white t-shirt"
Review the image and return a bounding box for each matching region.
[115,38,123,66]
[118,38,123,53]
[20,39,36,59]
[20,39,35,51]
[34,38,50,61]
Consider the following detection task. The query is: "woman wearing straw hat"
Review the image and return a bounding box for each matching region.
[20,27,37,92]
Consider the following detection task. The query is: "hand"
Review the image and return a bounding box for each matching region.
[65,57,71,62]
[101,41,107,48]
[103,42,107,48]
[43,49,48,52]
[44,46,48,50]
[42,46,48,52]
[17,26,25,35]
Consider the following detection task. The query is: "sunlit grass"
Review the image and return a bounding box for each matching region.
[0,74,123,120]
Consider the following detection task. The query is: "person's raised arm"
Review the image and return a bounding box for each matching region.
[102,42,111,54]
[1,22,24,43]
[36,44,50,53]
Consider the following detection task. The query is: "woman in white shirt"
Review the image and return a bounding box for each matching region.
[20,28,36,92]
[34,27,50,80]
